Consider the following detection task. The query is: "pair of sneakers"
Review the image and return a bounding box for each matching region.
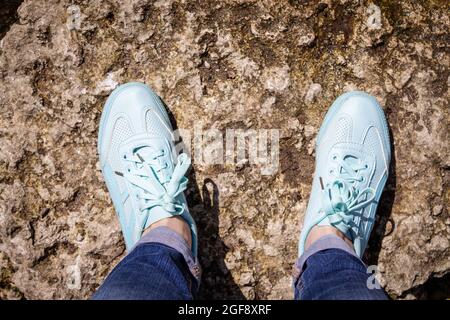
[97,82,391,261]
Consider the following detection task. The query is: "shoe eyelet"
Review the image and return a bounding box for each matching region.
[360,177,365,182]
[123,155,127,159]
[127,168,131,172]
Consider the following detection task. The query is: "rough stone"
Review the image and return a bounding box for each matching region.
[304,83,323,103]
[0,0,449,300]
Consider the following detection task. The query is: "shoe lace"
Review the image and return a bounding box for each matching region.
[115,150,190,214]
[317,155,376,238]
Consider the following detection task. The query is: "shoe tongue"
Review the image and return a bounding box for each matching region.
[134,146,170,184]
[134,147,179,224]
[339,155,360,177]
[343,155,359,166]
[135,145,154,158]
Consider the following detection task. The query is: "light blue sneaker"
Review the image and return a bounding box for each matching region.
[98,82,197,256]
[299,91,391,258]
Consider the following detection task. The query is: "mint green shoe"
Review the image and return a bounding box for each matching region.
[98,82,197,256]
[299,91,391,257]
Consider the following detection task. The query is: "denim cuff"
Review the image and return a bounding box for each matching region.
[292,234,363,284]
[136,226,202,284]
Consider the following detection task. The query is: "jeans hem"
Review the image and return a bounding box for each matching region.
[135,226,202,284]
[292,234,363,285]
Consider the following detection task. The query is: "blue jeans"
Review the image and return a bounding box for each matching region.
[93,227,387,300]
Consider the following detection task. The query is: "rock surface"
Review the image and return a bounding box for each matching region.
[0,0,449,299]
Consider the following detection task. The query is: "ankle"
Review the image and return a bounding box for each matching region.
[305,225,353,252]
[143,216,192,247]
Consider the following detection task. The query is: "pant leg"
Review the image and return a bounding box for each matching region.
[92,227,201,300]
[293,235,388,300]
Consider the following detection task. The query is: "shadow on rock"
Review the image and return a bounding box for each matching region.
[190,176,246,299]
[161,97,245,300]
[0,0,22,40]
